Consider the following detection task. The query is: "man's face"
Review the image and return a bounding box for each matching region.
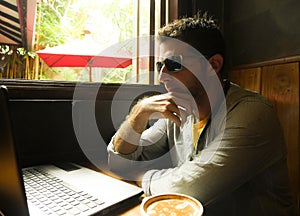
[157,39,210,100]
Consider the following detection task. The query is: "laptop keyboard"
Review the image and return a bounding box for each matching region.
[23,168,105,216]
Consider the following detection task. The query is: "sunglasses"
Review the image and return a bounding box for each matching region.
[156,55,183,73]
[156,54,210,73]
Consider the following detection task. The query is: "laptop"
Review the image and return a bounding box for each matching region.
[0,85,143,216]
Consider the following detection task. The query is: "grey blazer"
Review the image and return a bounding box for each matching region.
[107,83,296,216]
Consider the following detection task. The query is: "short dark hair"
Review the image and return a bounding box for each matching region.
[158,11,225,59]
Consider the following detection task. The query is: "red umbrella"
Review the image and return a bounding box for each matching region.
[37,38,132,81]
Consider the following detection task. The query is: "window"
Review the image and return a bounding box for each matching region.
[0,0,172,85]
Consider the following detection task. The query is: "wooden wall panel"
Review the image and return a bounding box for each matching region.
[261,62,300,207]
[228,67,261,93]
[229,62,300,209]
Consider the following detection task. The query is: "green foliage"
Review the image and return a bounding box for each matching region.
[36,0,135,83]
[36,0,134,49]
[36,0,88,48]
[100,65,133,83]
[0,45,36,59]
[0,45,13,55]
[100,0,134,42]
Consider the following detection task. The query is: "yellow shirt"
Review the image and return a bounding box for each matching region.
[193,117,209,150]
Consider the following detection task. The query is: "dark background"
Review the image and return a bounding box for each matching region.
[179,0,300,67]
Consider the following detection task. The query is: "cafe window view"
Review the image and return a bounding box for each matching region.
[0,0,168,84]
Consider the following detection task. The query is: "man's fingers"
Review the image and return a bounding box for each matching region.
[138,93,195,127]
[163,111,182,127]
[149,110,182,127]
[167,92,196,115]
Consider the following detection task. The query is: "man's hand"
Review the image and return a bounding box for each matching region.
[132,92,196,127]
[113,92,197,154]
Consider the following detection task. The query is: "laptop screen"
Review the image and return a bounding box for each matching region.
[0,86,30,216]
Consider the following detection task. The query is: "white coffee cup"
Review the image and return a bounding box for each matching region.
[140,193,204,216]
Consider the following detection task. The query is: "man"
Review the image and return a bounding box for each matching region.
[107,12,296,215]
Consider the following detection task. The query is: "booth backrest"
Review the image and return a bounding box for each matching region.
[1,81,165,167]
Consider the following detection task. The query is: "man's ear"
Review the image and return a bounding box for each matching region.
[208,54,223,75]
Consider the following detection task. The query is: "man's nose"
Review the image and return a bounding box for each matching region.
[158,65,170,83]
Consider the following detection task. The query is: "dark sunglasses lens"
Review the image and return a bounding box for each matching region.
[156,62,163,72]
[165,56,182,72]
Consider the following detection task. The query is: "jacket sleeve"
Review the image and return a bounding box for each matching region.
[107,119,169,173]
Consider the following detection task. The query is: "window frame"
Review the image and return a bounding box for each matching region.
[0,0,180,86]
